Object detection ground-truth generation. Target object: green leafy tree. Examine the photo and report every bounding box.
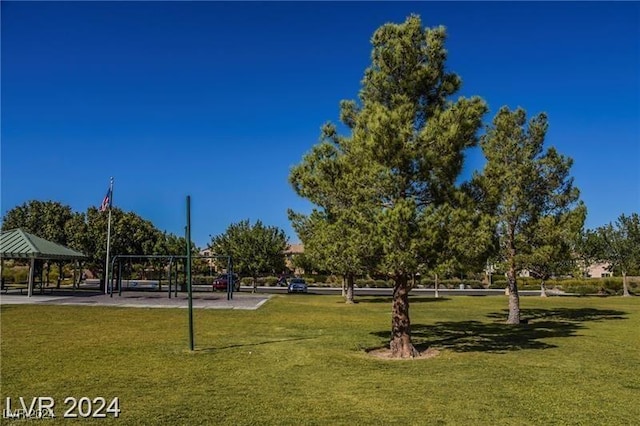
[596,213,640,296]
[289,129,380,303]
[422,201,495,297]
[64,212,89,254]
[290,252,317,275]
[84,207,163,278]
[209,220,288,292]
[1,200,74,245]
[2,200,82,287]
[525,207,586,296]
[289,209,377,303]
[574,229,604,278]
[290,15,487,357]
[477,106,582,323]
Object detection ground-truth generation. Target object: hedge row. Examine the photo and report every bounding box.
[489,277,639,295]
[1,267,71,284]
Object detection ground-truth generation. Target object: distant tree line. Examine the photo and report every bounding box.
[1,202,293,286]
[1,200,190,279]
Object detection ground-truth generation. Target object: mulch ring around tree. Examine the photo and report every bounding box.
[366,347,440,360]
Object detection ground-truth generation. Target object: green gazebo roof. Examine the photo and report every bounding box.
[0,228,86,260]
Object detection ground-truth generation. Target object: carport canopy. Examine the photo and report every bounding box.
[0,228,87,296]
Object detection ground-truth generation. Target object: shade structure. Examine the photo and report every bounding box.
[0,228,86,296]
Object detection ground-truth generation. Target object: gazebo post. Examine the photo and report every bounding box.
[28,257,35,297]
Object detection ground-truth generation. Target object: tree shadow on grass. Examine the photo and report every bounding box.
[487,307,628,323]
[357,297,450,304]
[196,336,318,353]
[370,307,628,354]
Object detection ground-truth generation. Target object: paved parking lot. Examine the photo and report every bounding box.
[0,291,271,310]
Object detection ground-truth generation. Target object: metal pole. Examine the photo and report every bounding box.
[28,258,35,297]
[174,260,178,298]
[227,256,233,300]
[104,177,114,294]
[168,257,173,299]
[110,256,116,297]
[118,260,122,297]
[186,196,194,351]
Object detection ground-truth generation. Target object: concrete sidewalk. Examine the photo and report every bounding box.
[0,291,271,310]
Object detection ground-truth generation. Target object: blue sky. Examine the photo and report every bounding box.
[2,1,639,248]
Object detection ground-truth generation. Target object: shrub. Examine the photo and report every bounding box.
[520,282,541,291]
[602,278,623,293]
[569,284,603,296]
[326,275,341,284]
[355,279,374,288]
[13,268,28,284]
[371,280,393,288]
[263,276,278,286]
[306,274,326,284]
[191,275,211,285]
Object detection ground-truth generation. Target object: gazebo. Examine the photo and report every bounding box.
[0,228,87,297]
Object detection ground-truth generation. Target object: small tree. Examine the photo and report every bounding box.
[289,209,377,303]
[477,106,582,323]
[420,201,494,298]
[210,220,288,292]
[526,208,585,296]
[596,213,640,297]
[574,229,603,278]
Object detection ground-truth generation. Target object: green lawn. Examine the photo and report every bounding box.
[2,295,639,425]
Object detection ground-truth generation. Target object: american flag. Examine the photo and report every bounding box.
[100,187,112,212]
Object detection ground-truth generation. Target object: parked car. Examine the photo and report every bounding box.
[213,273,240,291]
[287,277,308,294]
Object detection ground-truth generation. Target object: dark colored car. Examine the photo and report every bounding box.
[213,273,240,291]
[287,278,308,294]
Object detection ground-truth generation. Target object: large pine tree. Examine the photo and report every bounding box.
[290,15,487,357]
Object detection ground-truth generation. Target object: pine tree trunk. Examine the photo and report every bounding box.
[622,271,630,297]
[506,226,521,324]
[507,267,521,324]
[345,273,355,304]
[434,273,439,298]
[390,275,419,358]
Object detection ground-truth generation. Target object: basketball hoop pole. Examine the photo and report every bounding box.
[186,195,194,351]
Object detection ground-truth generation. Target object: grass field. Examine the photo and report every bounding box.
[1,294,639,425]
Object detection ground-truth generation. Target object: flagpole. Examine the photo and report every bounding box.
[104,177,114,295]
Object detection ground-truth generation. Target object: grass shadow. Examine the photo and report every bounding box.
[370,307,628,354]
[357,297,450,304]
[487,307,628,323]
[196,336,318,353]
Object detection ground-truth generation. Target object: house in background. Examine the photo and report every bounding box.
[284,243,304,275]
[199,248,225,273]
[518,261,614,279]
[585,262,612,278]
